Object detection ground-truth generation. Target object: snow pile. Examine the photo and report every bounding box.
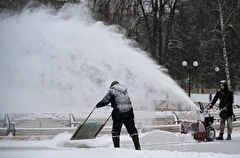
[0,130,240,158]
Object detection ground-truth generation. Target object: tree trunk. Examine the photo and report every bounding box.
[218,0,231,89]
[163,0,178,66]
[152,0,158,59]
[138,0,155,57]
[158,0,164,65]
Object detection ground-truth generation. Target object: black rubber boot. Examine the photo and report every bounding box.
[216,133,223,140]
[226,134,231,140]
[112,137,120,148]
[132,134,141,150]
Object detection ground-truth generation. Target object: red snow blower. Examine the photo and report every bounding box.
[181,102,216,142]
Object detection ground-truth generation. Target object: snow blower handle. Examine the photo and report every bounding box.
[205,103,212,110]
[199,102,211,113]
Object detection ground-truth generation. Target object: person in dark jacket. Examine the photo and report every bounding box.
[96,81,141,150]
[208,80,234,140]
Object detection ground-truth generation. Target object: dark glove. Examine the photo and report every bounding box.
[96,103,101,108]
[207,104,213,110]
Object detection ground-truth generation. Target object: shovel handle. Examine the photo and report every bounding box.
[81,106,97,125]
[70,106,97,140]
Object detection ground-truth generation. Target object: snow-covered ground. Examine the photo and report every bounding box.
[1,129,240,158]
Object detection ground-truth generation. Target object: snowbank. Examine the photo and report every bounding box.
[1,130,240,158]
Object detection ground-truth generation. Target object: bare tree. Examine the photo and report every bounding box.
[218,0,233,89]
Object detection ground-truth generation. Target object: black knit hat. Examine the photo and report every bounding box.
[110,81,119,88]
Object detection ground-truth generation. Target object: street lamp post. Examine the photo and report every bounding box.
[182,61,199,97]
[215,67,220,91]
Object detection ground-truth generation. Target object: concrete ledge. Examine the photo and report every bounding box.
[0,135,54,140]
[1,109,240,139]
[13,128,76,136]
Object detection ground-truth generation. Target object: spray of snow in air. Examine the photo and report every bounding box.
[0,3,198,113]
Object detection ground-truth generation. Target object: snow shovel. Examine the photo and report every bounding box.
[70,107,111,140]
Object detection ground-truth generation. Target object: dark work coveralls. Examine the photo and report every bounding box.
[96,82,140,150]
